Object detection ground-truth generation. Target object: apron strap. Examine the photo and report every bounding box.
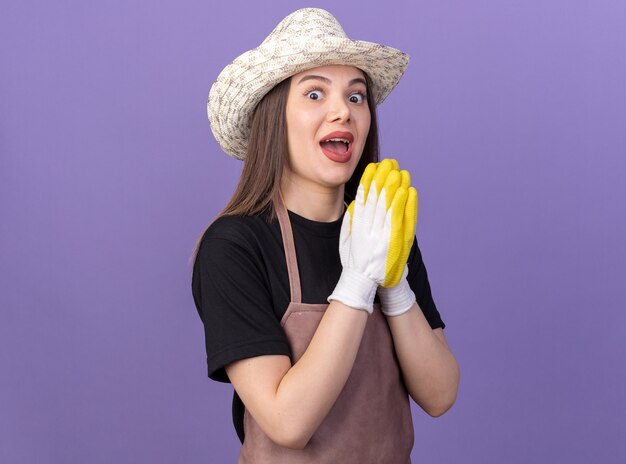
[274,194,302,304]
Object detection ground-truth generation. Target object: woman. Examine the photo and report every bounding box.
[192,8,460,463]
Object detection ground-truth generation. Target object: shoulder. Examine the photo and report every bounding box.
[192,214,279,308]
[205,214,271,240]
[199,213,276,252]
[194,213,281,274]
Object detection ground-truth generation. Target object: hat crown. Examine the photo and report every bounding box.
[261,8,348,44]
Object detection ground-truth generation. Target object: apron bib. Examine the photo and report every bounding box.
[238,198,414,463]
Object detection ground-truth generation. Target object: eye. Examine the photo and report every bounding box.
[306,89,323,100]
[349,92,366,104]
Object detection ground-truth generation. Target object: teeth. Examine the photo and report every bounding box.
[322,137,350,150]
[321,136,351,153]
[323,138,350,143]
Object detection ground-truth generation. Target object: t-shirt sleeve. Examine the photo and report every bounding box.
[407,237,446,329]
[192,222,291,383]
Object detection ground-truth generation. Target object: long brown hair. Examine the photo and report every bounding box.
[191,72,380,261]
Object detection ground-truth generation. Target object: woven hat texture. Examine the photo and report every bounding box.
[207,8,410,160]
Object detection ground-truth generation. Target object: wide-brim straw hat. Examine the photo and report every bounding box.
[207,8,410,160]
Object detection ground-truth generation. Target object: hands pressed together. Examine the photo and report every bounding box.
[328,159,419,316]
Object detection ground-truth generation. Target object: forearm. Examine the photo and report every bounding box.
[258,301,368,448]
[276,301,368,441]
[386,303,460,416]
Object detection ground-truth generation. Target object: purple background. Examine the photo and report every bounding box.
[1,0,625,462]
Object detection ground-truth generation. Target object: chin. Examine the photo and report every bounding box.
[319,163,357,184]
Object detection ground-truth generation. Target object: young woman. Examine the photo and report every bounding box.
[192,8,460,463]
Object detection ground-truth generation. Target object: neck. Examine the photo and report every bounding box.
[280,175,345,222]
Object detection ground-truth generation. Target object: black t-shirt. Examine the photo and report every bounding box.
[191,209,445,439]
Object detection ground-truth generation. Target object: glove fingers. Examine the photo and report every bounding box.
[362,175,379,227]
[383,170,402,210]
[403,187,418,245]
[397,187,418,274]
[400,170,411,190]
[347,200,355,231]
[339,203,353,267]
[372,159,397,197]
[383,187,408,287]
[359,163,378,206]
[372,182,389,233]
[352,182,367,232]
[345,158,413,289]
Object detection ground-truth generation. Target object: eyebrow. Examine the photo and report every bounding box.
[297,75,367,87]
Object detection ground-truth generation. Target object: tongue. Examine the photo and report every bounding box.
[320,141,347,154]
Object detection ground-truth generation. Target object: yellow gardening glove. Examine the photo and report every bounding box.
[347,160,418,288]
[382,170,418,288]
[330,159,409,313]
[376,167,419,316]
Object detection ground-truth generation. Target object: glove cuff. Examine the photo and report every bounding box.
[378,275,416,316]
[328,268,378,314]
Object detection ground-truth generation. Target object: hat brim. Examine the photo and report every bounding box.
[208,37,409,160]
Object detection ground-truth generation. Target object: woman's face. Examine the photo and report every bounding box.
[284,65,371,190]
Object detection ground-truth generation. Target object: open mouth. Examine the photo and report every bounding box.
[319,137,351,154]
[319,132,354,161]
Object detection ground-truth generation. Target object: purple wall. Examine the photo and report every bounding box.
[1,1,624,462]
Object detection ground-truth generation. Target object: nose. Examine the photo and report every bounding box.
[327,94,350,123]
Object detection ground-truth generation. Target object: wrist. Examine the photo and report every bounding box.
[378,275,416,316]
[328,268,378,314]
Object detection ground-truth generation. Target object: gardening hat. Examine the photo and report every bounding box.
[207,8,410,160]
